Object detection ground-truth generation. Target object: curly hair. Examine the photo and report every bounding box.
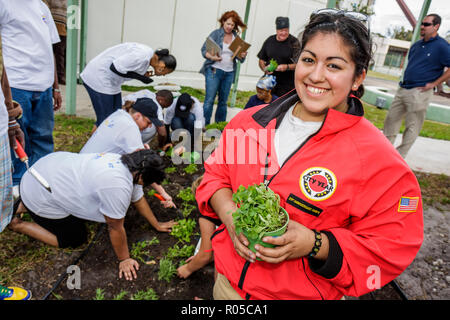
[121,149,165,187]
[219,10,247,33]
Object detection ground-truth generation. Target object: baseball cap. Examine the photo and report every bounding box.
[132,98,163,127]
[276,17,289,29]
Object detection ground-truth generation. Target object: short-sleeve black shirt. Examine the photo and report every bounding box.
[257,34,300,96]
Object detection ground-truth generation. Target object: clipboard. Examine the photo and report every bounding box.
[229,35,251,59]
[206,37,222,56]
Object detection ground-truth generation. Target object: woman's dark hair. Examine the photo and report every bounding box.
[219,10,247,33]
[155,49,177,71]
[121,149,165,187]
[301,12,372,98]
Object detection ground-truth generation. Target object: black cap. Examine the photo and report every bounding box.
[276,16,289,29]
[132,98,163,127]
[174,93,194,119]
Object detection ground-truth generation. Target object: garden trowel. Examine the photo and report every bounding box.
[15,138,52,193]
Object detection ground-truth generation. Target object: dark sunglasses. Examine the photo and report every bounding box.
[311,8,370,32]
[421,22,433,27]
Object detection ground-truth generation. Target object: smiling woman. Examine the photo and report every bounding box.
[196,10,424,300]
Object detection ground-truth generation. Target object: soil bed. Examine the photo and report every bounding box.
[5,158,449,300]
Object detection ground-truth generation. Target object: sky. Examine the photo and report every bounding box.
[370,0,450,38]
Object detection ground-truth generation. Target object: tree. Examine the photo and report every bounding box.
[387,26,413,41]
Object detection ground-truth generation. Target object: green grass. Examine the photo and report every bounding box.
[367,70,400,82]
[363,103,450,140]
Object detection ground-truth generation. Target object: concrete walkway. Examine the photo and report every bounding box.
[57,84,450,176]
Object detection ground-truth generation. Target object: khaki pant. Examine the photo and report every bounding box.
[213,273,244,300]
[383,87,433,158]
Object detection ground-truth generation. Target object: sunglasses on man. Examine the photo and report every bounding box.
[421,22,434,27]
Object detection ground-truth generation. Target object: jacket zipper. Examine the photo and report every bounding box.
[237,113,326,298]
[302,258,324,299]
[264,113,326,186]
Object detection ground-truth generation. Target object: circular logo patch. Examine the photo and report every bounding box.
[300,167,337,201]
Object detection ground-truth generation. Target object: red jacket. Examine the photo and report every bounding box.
[196,91,423,300]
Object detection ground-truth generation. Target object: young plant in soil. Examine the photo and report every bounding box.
[158,258,177,283]
[131,288,159,300]
[232,183,288,242]
[166,244,195,261]
[177,187,196,203]
[170,218,197,243]
[130,237,159,263]
[184,163,198,175]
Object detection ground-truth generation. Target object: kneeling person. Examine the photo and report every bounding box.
[10,149,166,281]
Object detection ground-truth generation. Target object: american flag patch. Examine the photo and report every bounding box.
[398,196,419,212]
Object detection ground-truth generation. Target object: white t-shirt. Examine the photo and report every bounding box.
[80,109,145,201]
[0,1,13,136]
[0,0,60,92]
[20,152,141,223]
[122,90,164,143]
[274,104,322,166]
[213,37,234,72]
[80,43,154,95]
[164,96,205,129]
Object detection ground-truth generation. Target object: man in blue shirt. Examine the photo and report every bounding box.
[383,14,450,158]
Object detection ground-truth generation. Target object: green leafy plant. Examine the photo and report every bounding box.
[93,288,105,300]
[184,163,198,174]
[232,183,287,240]
[165,166,177,174]
[170,218,197,243]
[113,290,128,300]
[131,288,159,300]
[177,188,195,203]
[131,237,159,263]
[166,244,195,260]
[158,258,177,283]
[181,203,196,217]
[266,59,278,72]
[205,121,228,132]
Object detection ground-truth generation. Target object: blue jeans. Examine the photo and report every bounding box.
[203,67,235,125]
[84,83,122,127]
[171,113,196,147]
[10,87,54,185]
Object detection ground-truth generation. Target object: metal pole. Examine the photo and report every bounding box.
[79,0,88,79]
[230,0,251,108]
[65,0,80,115]
[400,0,432,81]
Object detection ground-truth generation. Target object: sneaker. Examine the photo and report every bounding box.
[0,285,32,300]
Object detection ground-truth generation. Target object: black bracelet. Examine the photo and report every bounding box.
[308,230,322,257]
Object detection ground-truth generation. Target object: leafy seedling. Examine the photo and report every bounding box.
[165,166,177,174]
[177,187,195,203]
[113,290,128,300]
[93,288,105,300]
[184,163,198,174]
[170,218,197,243]
[131,288,159,300]
[166,244,195,261]
[131,237,159,263]
[266,59,278,72]
[158,258,177,283]
[232,183,287,241]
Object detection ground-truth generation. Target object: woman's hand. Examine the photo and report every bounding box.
[156,220,177,233]
[118,258,139,281]
[227,224,257,263]
[253,220,319,264]
[161,199,176,209]
[239,51,248,59]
